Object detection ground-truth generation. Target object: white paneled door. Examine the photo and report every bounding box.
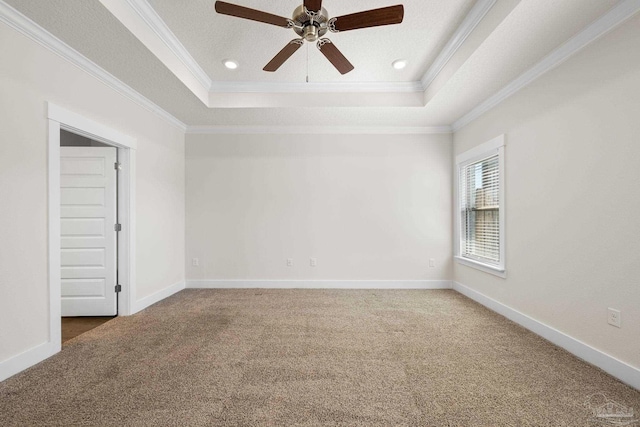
[60,147,117,316]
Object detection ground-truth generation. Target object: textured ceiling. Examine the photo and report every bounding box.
[3,0,206,123]
[147,0,475,83]
[424,0,619,125]
[3,0,625,127]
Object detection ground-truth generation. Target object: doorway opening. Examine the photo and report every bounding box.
[61,317,114,346]
[59,130,118,343]
[48,103,137,354]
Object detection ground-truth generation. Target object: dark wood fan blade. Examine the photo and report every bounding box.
[263,40,304,72]
[215,1,290,28]
[304,0,323,12]
[317,39,354,75]
[332,5,404,32]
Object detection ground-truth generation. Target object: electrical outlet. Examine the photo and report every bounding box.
[192,258,199,267]
[287,258,294,267]
[310,257,317,267]
[429,258,436,268]
[607,308,621,328]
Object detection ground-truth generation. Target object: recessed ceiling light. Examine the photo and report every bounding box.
[223,59,238,70]
[392,59,407,70]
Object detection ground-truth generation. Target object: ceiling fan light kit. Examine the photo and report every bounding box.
[214,0,404,75]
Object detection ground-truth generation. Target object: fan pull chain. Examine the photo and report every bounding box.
[306,43,309,83]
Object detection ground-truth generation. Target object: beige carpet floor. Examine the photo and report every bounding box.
[1,289,638,426]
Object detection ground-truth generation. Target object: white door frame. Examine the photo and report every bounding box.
[47,102,137,352]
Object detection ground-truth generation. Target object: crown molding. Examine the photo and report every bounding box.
[104,0,425,101]
[7,0,632,135]
[451,0,640,132]
[0,0,186,131]
[420,0,496,90]
[112,1,424,95]
[98,0,210,104]
[124,0,212,91]
[210,80,425,94]
[113,0,493,98]
[186,125,452,135]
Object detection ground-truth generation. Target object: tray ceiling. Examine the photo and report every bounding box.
[2,0,630,127]
[146,0,475,83]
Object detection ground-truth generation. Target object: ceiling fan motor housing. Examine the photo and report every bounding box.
[292,5,328,42]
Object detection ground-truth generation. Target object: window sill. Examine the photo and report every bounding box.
[455,256,506,278]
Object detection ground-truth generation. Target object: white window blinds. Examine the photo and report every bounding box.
[460,154,500,265]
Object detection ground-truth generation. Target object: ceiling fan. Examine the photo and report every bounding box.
[214,0,404,75]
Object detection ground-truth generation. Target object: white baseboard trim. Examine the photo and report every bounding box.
[0,279,187,382]
[187,280,452,289]
[133,280,185,314]
[0,341,57,382]
[453,281,640,391]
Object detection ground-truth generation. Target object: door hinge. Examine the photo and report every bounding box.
[114,162,122,170]
[114,224,122,232]
[115,284,122,293]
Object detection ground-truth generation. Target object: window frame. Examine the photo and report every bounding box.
[454,135,506,278]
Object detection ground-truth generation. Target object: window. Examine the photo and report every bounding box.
[455,135,505,277]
